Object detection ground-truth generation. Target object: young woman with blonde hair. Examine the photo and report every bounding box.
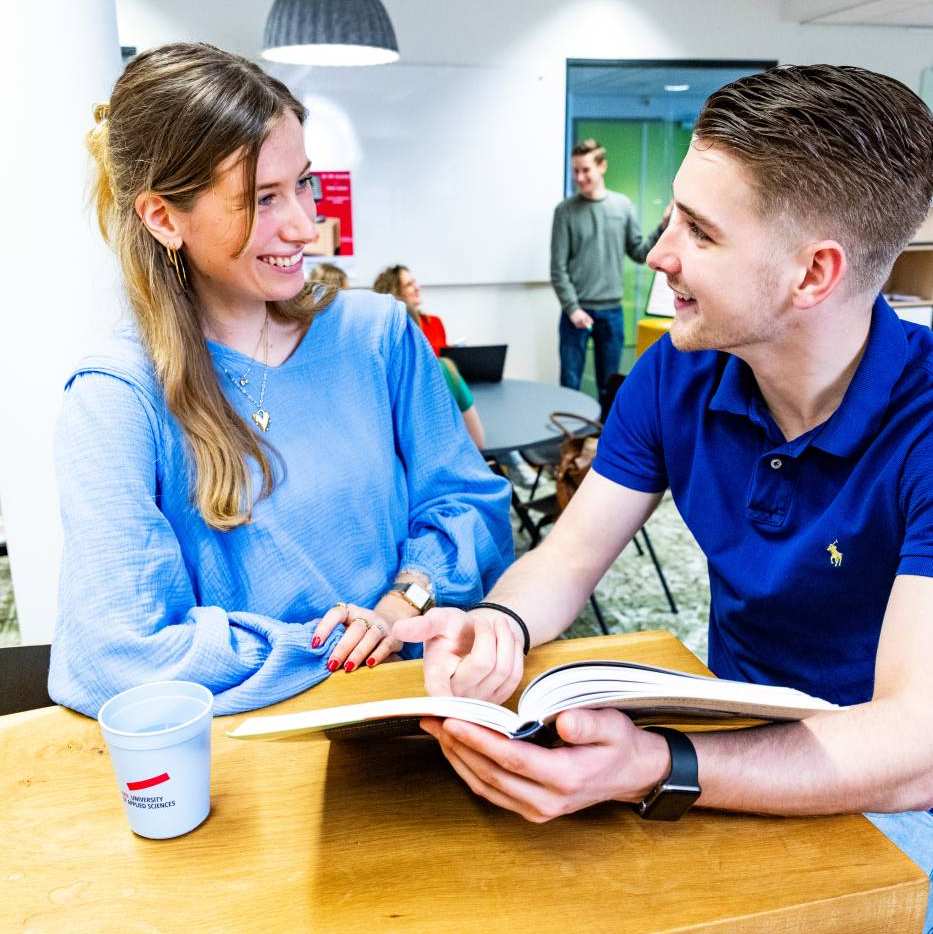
[49,43,512,716]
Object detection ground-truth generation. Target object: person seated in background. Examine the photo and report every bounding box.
[439,357,485,450]
[373,264,447,355]
[396,64,933,922]
[374,263,486,450]
[307,261,348,290]
[48,42,513,718]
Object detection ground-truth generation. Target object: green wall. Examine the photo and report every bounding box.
[573,119,692,346]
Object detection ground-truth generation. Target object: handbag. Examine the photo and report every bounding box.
[549,412,603,513]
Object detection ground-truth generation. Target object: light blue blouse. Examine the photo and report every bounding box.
[49,290,513,716]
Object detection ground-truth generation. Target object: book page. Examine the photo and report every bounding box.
[518,661,838,725]
[228,695,523,741]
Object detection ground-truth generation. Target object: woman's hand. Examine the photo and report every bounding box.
[311,602,404,673]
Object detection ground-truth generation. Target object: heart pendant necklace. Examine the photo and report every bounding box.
[222,311,272,432]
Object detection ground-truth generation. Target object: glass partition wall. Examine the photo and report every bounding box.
[564,60,773,389]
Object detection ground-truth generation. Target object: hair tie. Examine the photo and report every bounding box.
[93,102,110,125]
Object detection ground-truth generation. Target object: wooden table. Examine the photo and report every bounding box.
[1,631,926,933]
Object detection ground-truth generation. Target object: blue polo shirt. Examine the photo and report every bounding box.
[593,297,933,705]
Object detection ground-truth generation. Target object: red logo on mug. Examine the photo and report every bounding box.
[126,772,170,791]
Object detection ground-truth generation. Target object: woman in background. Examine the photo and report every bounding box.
[373,265,446,355]
[374,264,486,449]
[307,261,348,290]
[49,43,512,717]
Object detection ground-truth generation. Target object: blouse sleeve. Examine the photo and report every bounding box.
[381,303,513,606]
[48,373,344,718]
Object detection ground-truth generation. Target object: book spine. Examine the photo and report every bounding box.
[510,721,554,745]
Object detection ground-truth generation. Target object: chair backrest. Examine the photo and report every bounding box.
[601,372,626,423]
[0,644,53,715]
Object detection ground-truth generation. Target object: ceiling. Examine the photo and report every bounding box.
[781,0,933,27]
[567,64,765,99]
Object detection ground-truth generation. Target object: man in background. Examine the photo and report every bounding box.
[550,139,669,416]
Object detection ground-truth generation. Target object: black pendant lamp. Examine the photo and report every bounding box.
[262,0,400,66]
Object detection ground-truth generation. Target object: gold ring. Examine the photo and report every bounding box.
[351,616,370,629]
[333,601,348,618]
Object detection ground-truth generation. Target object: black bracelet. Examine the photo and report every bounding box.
[470,602,530,656]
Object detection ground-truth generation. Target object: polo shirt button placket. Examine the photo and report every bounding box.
[747,452,795,527]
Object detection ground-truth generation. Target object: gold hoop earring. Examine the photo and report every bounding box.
[165,243,189,291]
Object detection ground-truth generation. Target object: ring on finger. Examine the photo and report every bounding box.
[333,601,349,618]
[351,616,370,629]
[370,622,387,638]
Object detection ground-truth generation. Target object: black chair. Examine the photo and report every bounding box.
[0,643,53,715]
[513,372,679,630]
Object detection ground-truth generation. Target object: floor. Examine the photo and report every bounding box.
[514,485,710,662]
[0,556,17,648]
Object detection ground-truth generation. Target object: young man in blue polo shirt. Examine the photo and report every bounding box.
[397,64,933,911]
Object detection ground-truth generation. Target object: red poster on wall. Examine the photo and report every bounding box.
[306,171,353,257]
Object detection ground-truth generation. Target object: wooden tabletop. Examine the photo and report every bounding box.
[1,630,925,933]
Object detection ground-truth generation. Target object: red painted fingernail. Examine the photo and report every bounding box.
[311,637,321,649]
[326,659,339,672]
[366,657,376,668]
[344,661,355,673]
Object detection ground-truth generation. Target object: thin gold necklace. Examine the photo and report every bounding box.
[221,311,272,432]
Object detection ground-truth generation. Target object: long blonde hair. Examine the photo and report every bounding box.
[87,43,333,530]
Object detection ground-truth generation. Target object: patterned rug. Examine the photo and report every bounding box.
[512,485,710,662]
[0,557,18,648]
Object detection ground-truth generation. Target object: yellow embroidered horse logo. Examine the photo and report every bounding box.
[826,540,843,568]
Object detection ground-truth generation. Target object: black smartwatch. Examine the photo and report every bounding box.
[637,727,701,821]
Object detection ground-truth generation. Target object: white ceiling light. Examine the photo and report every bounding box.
[664,84,690,92]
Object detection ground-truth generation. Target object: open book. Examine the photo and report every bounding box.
[227,660,839,743]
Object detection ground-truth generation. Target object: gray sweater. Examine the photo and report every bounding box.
[550,190,663,315]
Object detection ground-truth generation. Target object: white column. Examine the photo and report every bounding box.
[0,1,123,644]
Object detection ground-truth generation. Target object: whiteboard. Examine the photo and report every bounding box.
[645,269,676,317]
[267,62,562,287]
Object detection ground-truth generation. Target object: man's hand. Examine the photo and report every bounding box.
[568,308,594,330]
[392,606,525,703]
[420,709,671,822]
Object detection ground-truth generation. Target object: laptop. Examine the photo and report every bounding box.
[440,344,508,383]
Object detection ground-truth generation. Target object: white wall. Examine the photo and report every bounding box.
[116,0,933,377]
[1,1,123,643]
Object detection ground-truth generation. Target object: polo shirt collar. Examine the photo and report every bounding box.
[709,295,907,457]
[709,352,758,420]
[811,295,906,456]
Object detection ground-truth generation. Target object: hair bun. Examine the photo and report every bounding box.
[93,102,110,124]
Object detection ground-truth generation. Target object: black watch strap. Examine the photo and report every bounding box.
[637,727,701,821]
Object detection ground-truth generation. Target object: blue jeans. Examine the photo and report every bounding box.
[559,305,623,410]
[866,810,933,931]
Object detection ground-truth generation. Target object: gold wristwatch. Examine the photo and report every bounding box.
[389,581,435,613]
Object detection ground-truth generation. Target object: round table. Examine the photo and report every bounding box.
[469,378,601,458]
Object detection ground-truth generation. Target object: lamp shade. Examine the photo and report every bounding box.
[262,0,400,66]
